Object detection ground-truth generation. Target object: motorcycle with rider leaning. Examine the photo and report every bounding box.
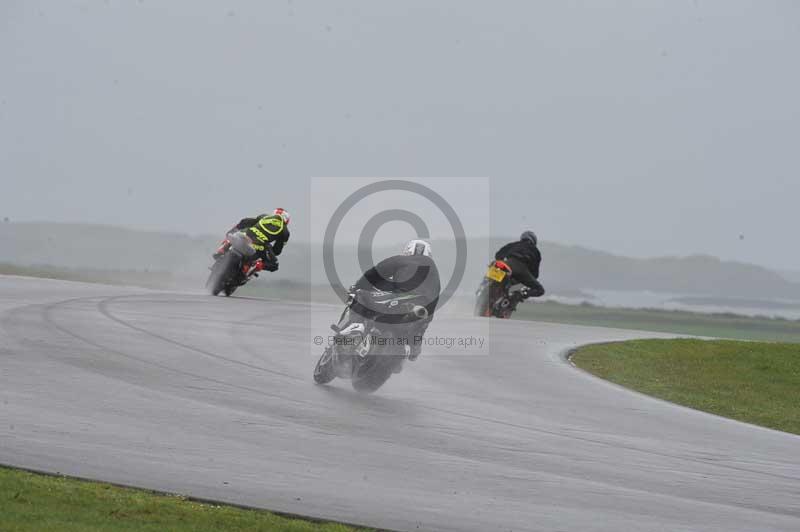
[314,239,440,392]
[475,230,545,318]
[206,208,290,296]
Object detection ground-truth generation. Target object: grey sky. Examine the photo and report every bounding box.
[1,1,798,270]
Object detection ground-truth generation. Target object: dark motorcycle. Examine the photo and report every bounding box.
[474,260,527,318]
[206,232,274,296]
[313,289,429,393]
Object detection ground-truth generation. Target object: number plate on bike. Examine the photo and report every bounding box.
[486,266,507,282]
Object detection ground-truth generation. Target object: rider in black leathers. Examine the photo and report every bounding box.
[345,239,440,361]
[494,230,545,299]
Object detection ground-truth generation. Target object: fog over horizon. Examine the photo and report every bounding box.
[2,1,798,271]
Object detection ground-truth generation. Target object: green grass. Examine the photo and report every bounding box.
[571,339,800,435]
[0,467,371,532]
[514,301,800,343]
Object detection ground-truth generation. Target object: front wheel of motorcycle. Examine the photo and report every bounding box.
[313,347,336,384]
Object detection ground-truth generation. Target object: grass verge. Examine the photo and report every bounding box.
[571,339,800,435]
[514,301,800,343]
[0,466,372,532]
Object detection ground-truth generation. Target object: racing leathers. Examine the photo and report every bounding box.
[494,239,545,298]
[348,254,441,361]
[216,214,289,271]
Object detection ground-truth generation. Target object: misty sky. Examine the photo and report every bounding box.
[1,1,798,270]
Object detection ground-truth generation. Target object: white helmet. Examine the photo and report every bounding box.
[402,239,432,257]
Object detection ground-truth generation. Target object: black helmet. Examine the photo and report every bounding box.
[521,231,537,246]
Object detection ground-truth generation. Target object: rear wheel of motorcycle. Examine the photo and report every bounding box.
[313,348,336,384]
[206,253,237,296]
[474,283,492,317]
[351,354,403,393]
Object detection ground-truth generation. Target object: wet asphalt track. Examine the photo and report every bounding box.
[1,275,798,531]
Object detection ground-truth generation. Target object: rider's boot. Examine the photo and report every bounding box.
[407,343,421,362]
[406,317,431,362]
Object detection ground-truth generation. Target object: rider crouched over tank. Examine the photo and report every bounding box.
[212,208,291,270]
[350,239,440,360]
[474,230,546,318]
[313,240,441,392]
[494,230,545,301]
[205,208,291,297]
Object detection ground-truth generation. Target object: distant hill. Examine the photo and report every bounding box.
[0,222,310,288]
[1,222,798,301]
[538,242,800,300]
[0,222,220,275]
[780,270,800,285]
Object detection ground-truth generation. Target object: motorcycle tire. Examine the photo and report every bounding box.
[351,354,404,393]
[206,253,237,296]
[313,347,336,384]
[474,283,494,317]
